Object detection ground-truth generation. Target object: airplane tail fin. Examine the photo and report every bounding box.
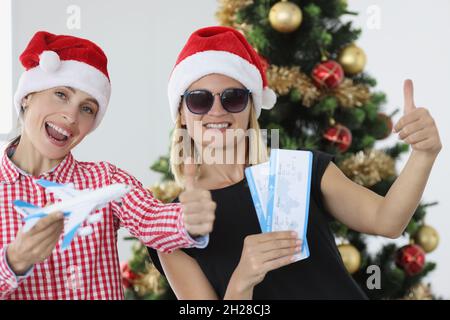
[13,200,42,217]
[14,200,49,232]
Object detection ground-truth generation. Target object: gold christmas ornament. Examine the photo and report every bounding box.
[414,225,439,253]
[338,44,367,75]
[216,0,254,27]
[339,149,396,187]
[401,283,433,300]
[332,78,370,108]
[148,180,183,203]
[266,65,320,107]
[338,243,361,274]
[269,0,303,33]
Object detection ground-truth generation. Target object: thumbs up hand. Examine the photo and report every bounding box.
[178,160,216,237]
[393,80,442,156]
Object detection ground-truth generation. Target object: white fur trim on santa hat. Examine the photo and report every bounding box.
[14,59,111,131]
[168,50,277,122]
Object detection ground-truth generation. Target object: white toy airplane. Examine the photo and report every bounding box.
[14,179,133,251]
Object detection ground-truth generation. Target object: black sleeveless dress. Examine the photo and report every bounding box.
[148,150,368,299]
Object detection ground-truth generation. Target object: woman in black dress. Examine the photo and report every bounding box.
[148,26,441,299]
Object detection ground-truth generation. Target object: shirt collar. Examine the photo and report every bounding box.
[0,143,76,184]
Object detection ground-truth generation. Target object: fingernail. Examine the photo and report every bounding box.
[296,240,302,245]
[296,246,301,252]
[291,232,298,237]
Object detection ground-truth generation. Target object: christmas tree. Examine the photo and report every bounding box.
[123,0,439,300]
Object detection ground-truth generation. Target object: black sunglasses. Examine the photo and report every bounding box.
[182,88,251,115]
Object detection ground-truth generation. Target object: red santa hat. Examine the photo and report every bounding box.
[168,26,277,122]
[14,31,111,131]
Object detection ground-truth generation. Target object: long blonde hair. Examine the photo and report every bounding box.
[170,104,268,186]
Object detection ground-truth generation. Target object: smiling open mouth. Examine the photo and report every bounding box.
[45,122,70,142]
[203,122,231,129]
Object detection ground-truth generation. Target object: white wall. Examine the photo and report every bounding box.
[0,0,13,135]
[1,0,449,298]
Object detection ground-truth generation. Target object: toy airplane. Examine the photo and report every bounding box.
[14,179,133,251]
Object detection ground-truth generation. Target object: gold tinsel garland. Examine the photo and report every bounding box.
[339,149,396,187]
[132,263,166,297]
[267,65,370,108]
[332,78,371,108]
[266,65,320,107]
[216,0,254,28]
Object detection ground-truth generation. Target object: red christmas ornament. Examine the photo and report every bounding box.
[323,124,352,152]
[376,113,393,139]
[395,244,426,276]
[121,262,139,289]
[312,60,344,89]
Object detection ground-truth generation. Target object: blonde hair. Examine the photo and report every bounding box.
[170,104,269,186]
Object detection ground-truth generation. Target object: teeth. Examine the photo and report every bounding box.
[47,122,70,137]
[205,123,230,129]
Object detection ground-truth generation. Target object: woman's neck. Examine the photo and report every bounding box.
[10,135,63,177]
[194,139,248,190]
[197,163,245,190]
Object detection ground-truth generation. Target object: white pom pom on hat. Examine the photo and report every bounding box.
[262,87,277,111]
[39,50,61,73]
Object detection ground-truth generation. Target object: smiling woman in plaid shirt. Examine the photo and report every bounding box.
[0,31,216,300]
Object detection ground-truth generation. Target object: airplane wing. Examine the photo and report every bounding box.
[35,179,85,201]
[61,203,98,251]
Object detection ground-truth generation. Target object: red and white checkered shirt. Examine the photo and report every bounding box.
[0,144,204,300]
